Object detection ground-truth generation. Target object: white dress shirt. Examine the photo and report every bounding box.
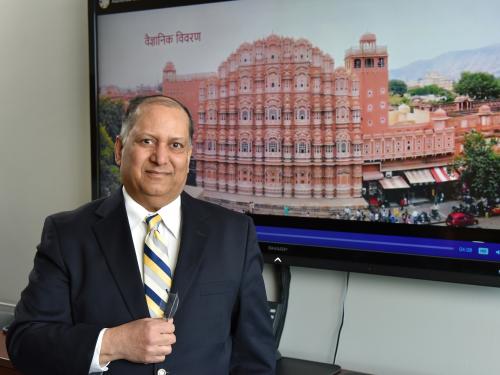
[89,187,182,373]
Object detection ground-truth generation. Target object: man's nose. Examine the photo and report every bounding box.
[152,145,169,165]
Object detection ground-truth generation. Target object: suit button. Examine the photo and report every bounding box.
[157,369,167,375]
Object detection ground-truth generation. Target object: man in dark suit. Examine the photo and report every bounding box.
[7,95,276,374]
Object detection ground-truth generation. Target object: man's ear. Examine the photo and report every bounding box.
[114,136,123,166]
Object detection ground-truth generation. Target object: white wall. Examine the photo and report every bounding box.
[0,0,91,303]
[2,2,500,375]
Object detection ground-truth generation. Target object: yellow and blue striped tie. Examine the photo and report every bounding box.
[144,213,172,318]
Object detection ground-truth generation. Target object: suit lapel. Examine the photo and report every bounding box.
[92,190,149,320]
[172,193,209,313]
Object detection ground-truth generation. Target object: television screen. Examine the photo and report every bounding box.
[89,0,500,286]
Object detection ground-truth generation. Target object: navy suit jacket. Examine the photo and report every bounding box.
[7,190,276,375]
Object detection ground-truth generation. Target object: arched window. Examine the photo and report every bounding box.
[296,108,307,120]
[267,138,279,153]
[240,108,251,121]
[354,59,361,68]
[265,106,280,121]
[296,141,309,154]
[239,139,251,153]
[295,74,308,90]
[365,58,374,68]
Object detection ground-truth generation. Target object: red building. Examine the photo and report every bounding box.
[106,33,500,215]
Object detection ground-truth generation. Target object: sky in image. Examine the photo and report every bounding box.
[98,0,500,88]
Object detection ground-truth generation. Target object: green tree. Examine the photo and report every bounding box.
[99,124,121,197]
[98,97,125,139]
[454,71,500,99]
[389,79,407,96]
[454,131,500,202]
[98,96,125,196]
[407,84,455,102]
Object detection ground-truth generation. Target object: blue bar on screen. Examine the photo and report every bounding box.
[255,226,500,262]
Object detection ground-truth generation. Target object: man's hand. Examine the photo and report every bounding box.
[100,318,176,365]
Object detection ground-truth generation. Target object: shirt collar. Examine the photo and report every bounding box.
[122,187,181,239]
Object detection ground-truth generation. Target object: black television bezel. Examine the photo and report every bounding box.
[88,0,500,288]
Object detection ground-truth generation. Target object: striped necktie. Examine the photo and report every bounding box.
[144,213,172,318]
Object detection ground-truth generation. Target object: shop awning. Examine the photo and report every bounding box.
[363,171,384,181]
[378,176,410,190]
[431,167,459,183]
[404,169,435,185]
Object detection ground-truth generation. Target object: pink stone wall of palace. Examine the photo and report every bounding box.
[157,34,499,202]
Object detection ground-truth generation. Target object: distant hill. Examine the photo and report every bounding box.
[390,43,500,82]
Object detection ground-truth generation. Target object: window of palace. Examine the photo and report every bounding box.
[230,82,236,95]
[325,144,334,154]
[284,111,291,121]
[396,141,402,153]
[337,141,349,155]
[240,109,251,121]
[267,138,280,153]
[354,59,361,68]
[375,142,381,154]
[380,101,386,109]
[380,116,386,124]
[314,111,321,121]
[196,142,203,154]
[220,113,226,121]
[406,140,413,151]
[336,107,348,122]
[354,144,361,155]
[325,111,332,120]
[352,81,359,95]
[314,145,322,155]
[208,110,216,121]
[378,58,385,68]
[296,108,308,121]
[206,139,216,152]
[199,112,205,122]
[239,139,251,153]
[313,78,321,91]
[416,139,422,151]
[296,141,309,154]
[446,136,452,148]
[241,52,251,64]
[352,110,360,122]
[364,143,370,155]
[208,84,216,98]
[295,74,308,90]
[335,78,347,93]
[267,73,280,90]
[256,112,263,121]
[367,89,373,97]
[367,104,373,112]
[240,78,251,93]
[199,87,205,100]
[266,107,280,121]
[220,86,226,97]
[365,58,374,68]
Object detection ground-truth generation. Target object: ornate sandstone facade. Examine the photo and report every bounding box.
[159,33,499,212]
[192,34,369,200]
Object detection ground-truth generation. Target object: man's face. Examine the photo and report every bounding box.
[115,104,192,211]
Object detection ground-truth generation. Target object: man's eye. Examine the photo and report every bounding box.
[142,139,154,145]
[172,142,183,149]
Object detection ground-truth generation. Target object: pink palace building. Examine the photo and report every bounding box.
[159,33,499,214]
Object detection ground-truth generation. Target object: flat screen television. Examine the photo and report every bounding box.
[89,0,500,287]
